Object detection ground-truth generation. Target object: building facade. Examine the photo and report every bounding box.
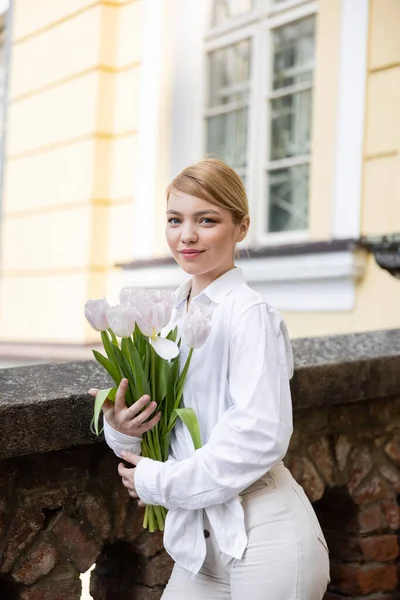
[0,0,398,362]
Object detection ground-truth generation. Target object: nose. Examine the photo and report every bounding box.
[180,222,198,244]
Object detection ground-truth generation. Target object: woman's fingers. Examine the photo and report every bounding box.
[125,394,151,418]
[130,400,157,425]
[121,476,132,488]
[88,388,98,398]
[124,394,162,433]
[114,378,129,412]
[137,411,161,434]
[101,400,114,414]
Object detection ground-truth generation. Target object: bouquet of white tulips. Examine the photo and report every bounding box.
[84,288,213,532]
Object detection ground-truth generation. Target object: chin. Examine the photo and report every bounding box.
[174,257,205,276]
[178,263,203,275]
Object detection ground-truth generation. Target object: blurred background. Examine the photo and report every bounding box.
[0,0,398,368]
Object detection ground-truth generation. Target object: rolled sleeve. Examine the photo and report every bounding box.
[133,304,294,510]
[134,457,164,505]
[103,417,142,458]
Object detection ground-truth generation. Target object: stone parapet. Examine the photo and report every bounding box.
[0,328,399,598]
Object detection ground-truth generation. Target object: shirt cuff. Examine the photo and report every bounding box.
[134,457,165,506]
[103,417,142,458]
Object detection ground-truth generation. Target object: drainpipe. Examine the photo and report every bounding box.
[360,234,400,279]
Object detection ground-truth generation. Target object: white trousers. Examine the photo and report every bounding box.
[162,464,330,600]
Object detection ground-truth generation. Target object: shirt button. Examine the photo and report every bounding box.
[204,529,210,539]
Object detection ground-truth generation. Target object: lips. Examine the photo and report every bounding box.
[179,249,205,260]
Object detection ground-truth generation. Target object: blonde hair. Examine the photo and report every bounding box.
[166,159,249,225]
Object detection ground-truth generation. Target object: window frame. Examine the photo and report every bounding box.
[205,0,318,246]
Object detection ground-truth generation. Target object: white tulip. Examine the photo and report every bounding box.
[106,304,137,338]
[182,303,213,349]
[120,288,175,334]
[150,336,180,360]
[84,298,110,332]
[119,288,178,359]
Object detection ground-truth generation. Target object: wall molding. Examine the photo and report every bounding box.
[332,0,369,239]
[121,248,367,312]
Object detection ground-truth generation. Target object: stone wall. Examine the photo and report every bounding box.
[0,329,400,599]
[287,397,400,598]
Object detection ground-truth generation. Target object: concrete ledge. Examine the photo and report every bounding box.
[0,360,111,460]
[291,328,400,409]
[0,329,400,459]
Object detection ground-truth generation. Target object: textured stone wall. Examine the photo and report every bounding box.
[286,396,400,598]
[0,445,173,600]
[0,329,400,598]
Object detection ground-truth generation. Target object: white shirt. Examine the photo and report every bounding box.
[104,267,294,575]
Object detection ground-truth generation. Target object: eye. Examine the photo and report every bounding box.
[168,217,181,225]
[200,218,216,224]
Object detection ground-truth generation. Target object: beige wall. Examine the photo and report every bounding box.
[0,0,399,349]
[0,0,142,343]
[285,0,400,338]
[308,0,342,241]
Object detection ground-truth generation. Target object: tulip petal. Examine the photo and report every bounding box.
[136,317,154,337]
[84,298,110,332]
[150,336,179,360]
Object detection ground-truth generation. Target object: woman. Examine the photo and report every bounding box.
[89,159,330,599]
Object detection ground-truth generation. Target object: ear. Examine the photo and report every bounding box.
[237,216,250,242]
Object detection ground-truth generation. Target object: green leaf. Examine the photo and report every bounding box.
[91,387,114,436]
[121,337,136,381]
[175,347,194,405]
[162,431,171,461]
[166,326,178,343]
[144,341,151,381]
[111,345,137,405]
[92,350,120,386]
[108,328,119,347]
[101,330,119,364]
[155,349,167,403]
[131,345,151,398]
[175,407,202,450]
[164,358,179,425]
[133,323,147,357]
[107,388,116,401]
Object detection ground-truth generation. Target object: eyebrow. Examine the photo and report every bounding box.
[166,209,221,216]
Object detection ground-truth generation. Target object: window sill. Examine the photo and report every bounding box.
[118,239,367,312]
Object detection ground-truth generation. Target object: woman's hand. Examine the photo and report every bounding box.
[88,378,161,438]
[118,451,145,506]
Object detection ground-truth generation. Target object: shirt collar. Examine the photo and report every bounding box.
[174,267,245,309]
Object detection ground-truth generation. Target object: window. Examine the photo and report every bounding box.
[206,0,317,241]
[206,39,251,183]
[212,0,255,27]
[268,16,315,233]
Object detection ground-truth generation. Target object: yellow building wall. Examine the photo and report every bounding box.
[285,0,400,338]
[0,0,399,348]
[0,0,142,344]
[308,0,341,241]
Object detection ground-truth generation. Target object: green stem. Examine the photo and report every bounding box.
[154,505,165,531]
[153,423,162,462]
[148,506,156,532]
[150,344,156,403]
[176,347,194,406]
[146,430,156,458]
[141,437,150,459]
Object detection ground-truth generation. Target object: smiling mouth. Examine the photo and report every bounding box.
[179,250,205,259]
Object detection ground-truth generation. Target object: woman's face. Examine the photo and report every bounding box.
[166,190,248,279]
